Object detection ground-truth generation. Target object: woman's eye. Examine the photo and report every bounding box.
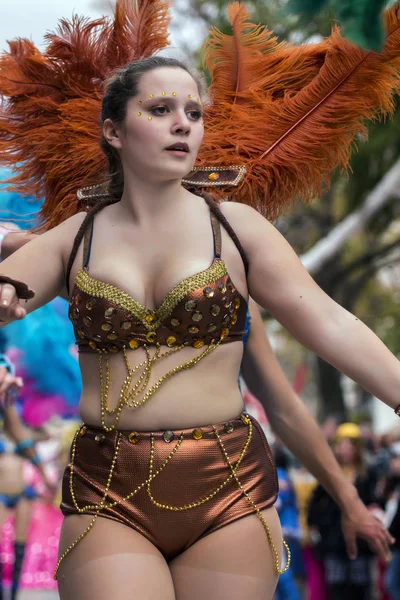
[187,110,202,121]
[150,106,169,116]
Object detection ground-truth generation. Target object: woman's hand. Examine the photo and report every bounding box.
[341,497,394,561]
[0,366,23,408]
[0,284,27,322]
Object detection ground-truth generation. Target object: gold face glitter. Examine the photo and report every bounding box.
[148,117,152,121]
[162,91,166,96]
[137,112,142,116]
[150,94,154,98]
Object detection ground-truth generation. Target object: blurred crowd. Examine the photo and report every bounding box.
[269,415,400,600]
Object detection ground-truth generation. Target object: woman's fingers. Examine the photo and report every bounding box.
[0,284,26,320]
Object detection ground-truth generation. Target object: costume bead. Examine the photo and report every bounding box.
[193,339,205,349]
[188,326,199,334]
[128,432,139,444]
[79,426,87,436]
[95,434,106,443]
[109,346,119,353]
[241,414,250,425]
[211,304,220,316]
[206,323,217,333]
[121,321,132,330]
[107,333,118,341]
[224,422,234,434]
[234,298,241,310]
[222,314,230,325]
[203,287,214,298]
[167,336,177,347]
[146,313,156,324]
[89,340,97,350]
[86,299,96,310]
[231,313,238,326]
[129,339,140,350]
[185,300,196,311]
[208,172,220,181]
[75,295,81,306]
[77,330,85,338]
[105,307,116,319]
[146,331,157,343]
[163,430,175,443]
[192,312,203,322]
[83,316,92,327]
[218,283,226,294]
[171,318,181,327]
[192,428,203,440]
[220,328,230,339]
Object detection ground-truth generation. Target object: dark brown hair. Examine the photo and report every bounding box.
[100,57,207,200]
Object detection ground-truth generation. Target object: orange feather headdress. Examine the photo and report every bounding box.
[1,0,400,226]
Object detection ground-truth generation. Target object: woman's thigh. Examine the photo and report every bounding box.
[57,515,176,600]
[170,506,283,600]
[14,498,33,542]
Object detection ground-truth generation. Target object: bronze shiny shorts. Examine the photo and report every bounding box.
[60,413,278,561]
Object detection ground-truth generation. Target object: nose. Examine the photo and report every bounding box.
[171,112,191,136]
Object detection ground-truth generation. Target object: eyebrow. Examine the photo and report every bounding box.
[142,96,202,108]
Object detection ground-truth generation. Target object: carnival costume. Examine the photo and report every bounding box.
[2,0,400,581]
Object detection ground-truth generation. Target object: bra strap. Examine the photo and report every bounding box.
[65,197,112,295]
[210,212,222,258]
[201,192,249,276]
[82,221,94,269]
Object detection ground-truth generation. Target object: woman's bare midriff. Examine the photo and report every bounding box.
[0,454,25,495]
[78,341,245,431]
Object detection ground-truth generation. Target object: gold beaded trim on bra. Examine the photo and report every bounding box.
[73,259,228,331]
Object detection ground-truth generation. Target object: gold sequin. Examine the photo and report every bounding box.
[121,321,132,330]
[79,426,87,436]
[146,314,156,324]
[107,333,118,341]
[224,422,234,434]
[192,312,203,322]
[101,323,112,332]
[206,323,217,333]
[188,326,199,334]
[171,318,181,327]
[185,300,196,312]
[192,428,203,440]
[109,346,119,354]
[166,336,177,347]
[146,331,157,343]
[218,283,226,294]
[203,287,214,299]
[193,339,205,349]
[89,340,97,350]
[208,172,220,181]
[128,432,139,444]
[231,313,238,326]
[77,330,85,339]
[220,328,230,340]
[129,339,140,350]
[105,307,116,320]
[86,299,96,311]
[234,298,241,310]
[83,316,92,327]
[75,295,81,306]
[211,305,221,317]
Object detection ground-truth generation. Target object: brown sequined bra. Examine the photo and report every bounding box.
[66,195,249,430]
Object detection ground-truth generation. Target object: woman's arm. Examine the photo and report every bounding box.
[242,300,394,558]
[224,202,400,412]
[0,213,85,321]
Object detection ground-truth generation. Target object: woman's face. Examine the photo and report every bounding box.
[106,67,204,183]
[335,438,358,464]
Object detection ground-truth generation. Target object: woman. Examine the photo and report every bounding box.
[308,423,379,600]
[0,54,397,600]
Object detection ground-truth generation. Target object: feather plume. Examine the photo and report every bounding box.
[199,2,400,219]
[0,0,171,230]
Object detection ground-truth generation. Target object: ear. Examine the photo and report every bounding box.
[103,118,123,150]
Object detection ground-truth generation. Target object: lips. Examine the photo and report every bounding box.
[165,142,189,153]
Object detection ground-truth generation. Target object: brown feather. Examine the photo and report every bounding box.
[199,3,400,219]
[0,0,171,230]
